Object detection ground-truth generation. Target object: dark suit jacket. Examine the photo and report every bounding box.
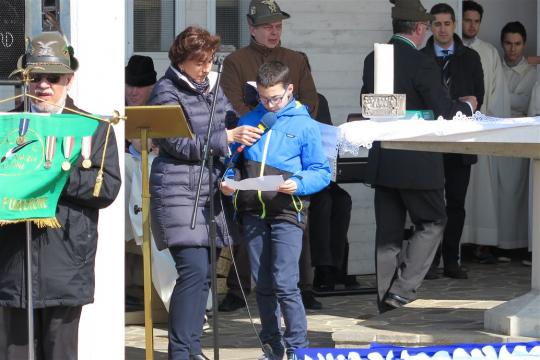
[421,34,484,165]
[361,36,472,190]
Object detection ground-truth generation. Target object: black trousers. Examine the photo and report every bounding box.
[432,154,472,270]
[309,183,352,269]
[374,186,446,311]
[0,305,82,360]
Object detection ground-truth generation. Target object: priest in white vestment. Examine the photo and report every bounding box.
[460,1,519,255]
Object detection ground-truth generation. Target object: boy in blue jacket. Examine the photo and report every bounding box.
[221,61,331,360]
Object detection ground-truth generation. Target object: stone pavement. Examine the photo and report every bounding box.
[125,260,536,359]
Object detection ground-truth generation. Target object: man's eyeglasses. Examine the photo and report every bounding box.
[31,74,62,84]
[259,88,288,106]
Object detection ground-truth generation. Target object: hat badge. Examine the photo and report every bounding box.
[261,0,278,13]
[33,40,59,57]
[250,5,257,15]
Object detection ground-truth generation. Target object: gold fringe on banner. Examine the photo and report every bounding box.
[0,217,61,228]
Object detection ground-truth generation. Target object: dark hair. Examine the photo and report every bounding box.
[500,21,527,43]
[168,26,221,65]
[256,61,291,88]
[297,51,311,72]
[462,1,483,20]
[430,3,455,22]
[392,19,418,34]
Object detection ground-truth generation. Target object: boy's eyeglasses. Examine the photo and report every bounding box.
[259,88,288,106]
[31,74,62,84]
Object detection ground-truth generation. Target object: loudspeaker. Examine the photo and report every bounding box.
[0,0,25,80]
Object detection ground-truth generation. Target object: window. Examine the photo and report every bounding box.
[133,0,175,52]
[216,0,249,50]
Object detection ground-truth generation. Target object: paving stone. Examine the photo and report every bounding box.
[125,261,538,359]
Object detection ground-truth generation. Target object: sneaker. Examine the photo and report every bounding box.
[218,293,246,312]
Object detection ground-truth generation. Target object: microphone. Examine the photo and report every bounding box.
[234,112,277,154]
[222,112,277,182]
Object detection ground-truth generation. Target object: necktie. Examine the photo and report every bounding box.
[440,49,452,89]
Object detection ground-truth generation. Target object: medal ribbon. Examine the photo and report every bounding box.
[63,136,74,161]
[45,136,56,164]
[18,118,29,138]
[81,136,92,160]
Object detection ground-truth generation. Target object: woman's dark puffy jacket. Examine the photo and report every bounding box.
[149,66,238,250]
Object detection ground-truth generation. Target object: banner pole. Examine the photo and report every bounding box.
[22,70,35,360]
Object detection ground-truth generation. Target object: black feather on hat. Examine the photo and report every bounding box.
[125,55,157,87]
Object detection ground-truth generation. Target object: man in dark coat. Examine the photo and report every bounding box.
[361,0,477,312]
[0,31,121,359]
[421,3,484,280]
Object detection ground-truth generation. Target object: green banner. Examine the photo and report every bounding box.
[0,113,99,226]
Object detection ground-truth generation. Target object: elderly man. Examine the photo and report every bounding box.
[361,0,476,312]
[0,31,121,359]
[220,0,322,312]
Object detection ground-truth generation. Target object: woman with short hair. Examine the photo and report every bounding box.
[148,26,261,360]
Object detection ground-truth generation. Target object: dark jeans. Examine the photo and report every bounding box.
[0,305,82,360]
[243,214,308,357]
[168,246,213,360]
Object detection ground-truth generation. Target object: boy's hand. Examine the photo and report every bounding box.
[220,181,235,196]
[277,179,297,195]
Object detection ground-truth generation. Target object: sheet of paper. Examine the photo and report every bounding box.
[225,175,284,191]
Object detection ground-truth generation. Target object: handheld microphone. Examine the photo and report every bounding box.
[235,112,277,154]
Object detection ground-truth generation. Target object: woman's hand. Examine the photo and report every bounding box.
[277,179,297,195]
[220,181,236,196]
[226,125,263,145]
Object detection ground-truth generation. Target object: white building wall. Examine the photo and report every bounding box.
[70,1,125,359]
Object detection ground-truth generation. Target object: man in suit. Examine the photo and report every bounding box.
[421,3,484,280]
[361,0,477,312]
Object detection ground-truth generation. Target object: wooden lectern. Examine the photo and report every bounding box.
[125,105,193,360]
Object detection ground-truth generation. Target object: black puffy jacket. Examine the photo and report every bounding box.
[0,98,122,308]
[149,66,238,250]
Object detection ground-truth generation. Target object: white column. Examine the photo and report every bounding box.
[69,1,125,359]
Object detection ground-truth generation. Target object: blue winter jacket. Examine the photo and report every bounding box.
[233,99,331,228]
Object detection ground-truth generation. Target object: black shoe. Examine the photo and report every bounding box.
[218,293,246,312]
[301,290,322,310]
[190,354,210,360]
[444,267,468,279]
[424,266,440,280]
[384,293,410,309]
[313,266,335,292]
[342,275,362,290]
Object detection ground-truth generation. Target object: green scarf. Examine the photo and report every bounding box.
[0,113,99,227]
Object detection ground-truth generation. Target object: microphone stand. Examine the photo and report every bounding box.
[190,56,224,360]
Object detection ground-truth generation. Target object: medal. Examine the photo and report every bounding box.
[44,135,56,169]
[81,136,92,169]
[62,136,74,171]
[17,118,29,145]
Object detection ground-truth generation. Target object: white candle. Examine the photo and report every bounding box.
[374,43,394,94]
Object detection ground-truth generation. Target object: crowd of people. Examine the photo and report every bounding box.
[0,0,537,359]
[123,0,538,359]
